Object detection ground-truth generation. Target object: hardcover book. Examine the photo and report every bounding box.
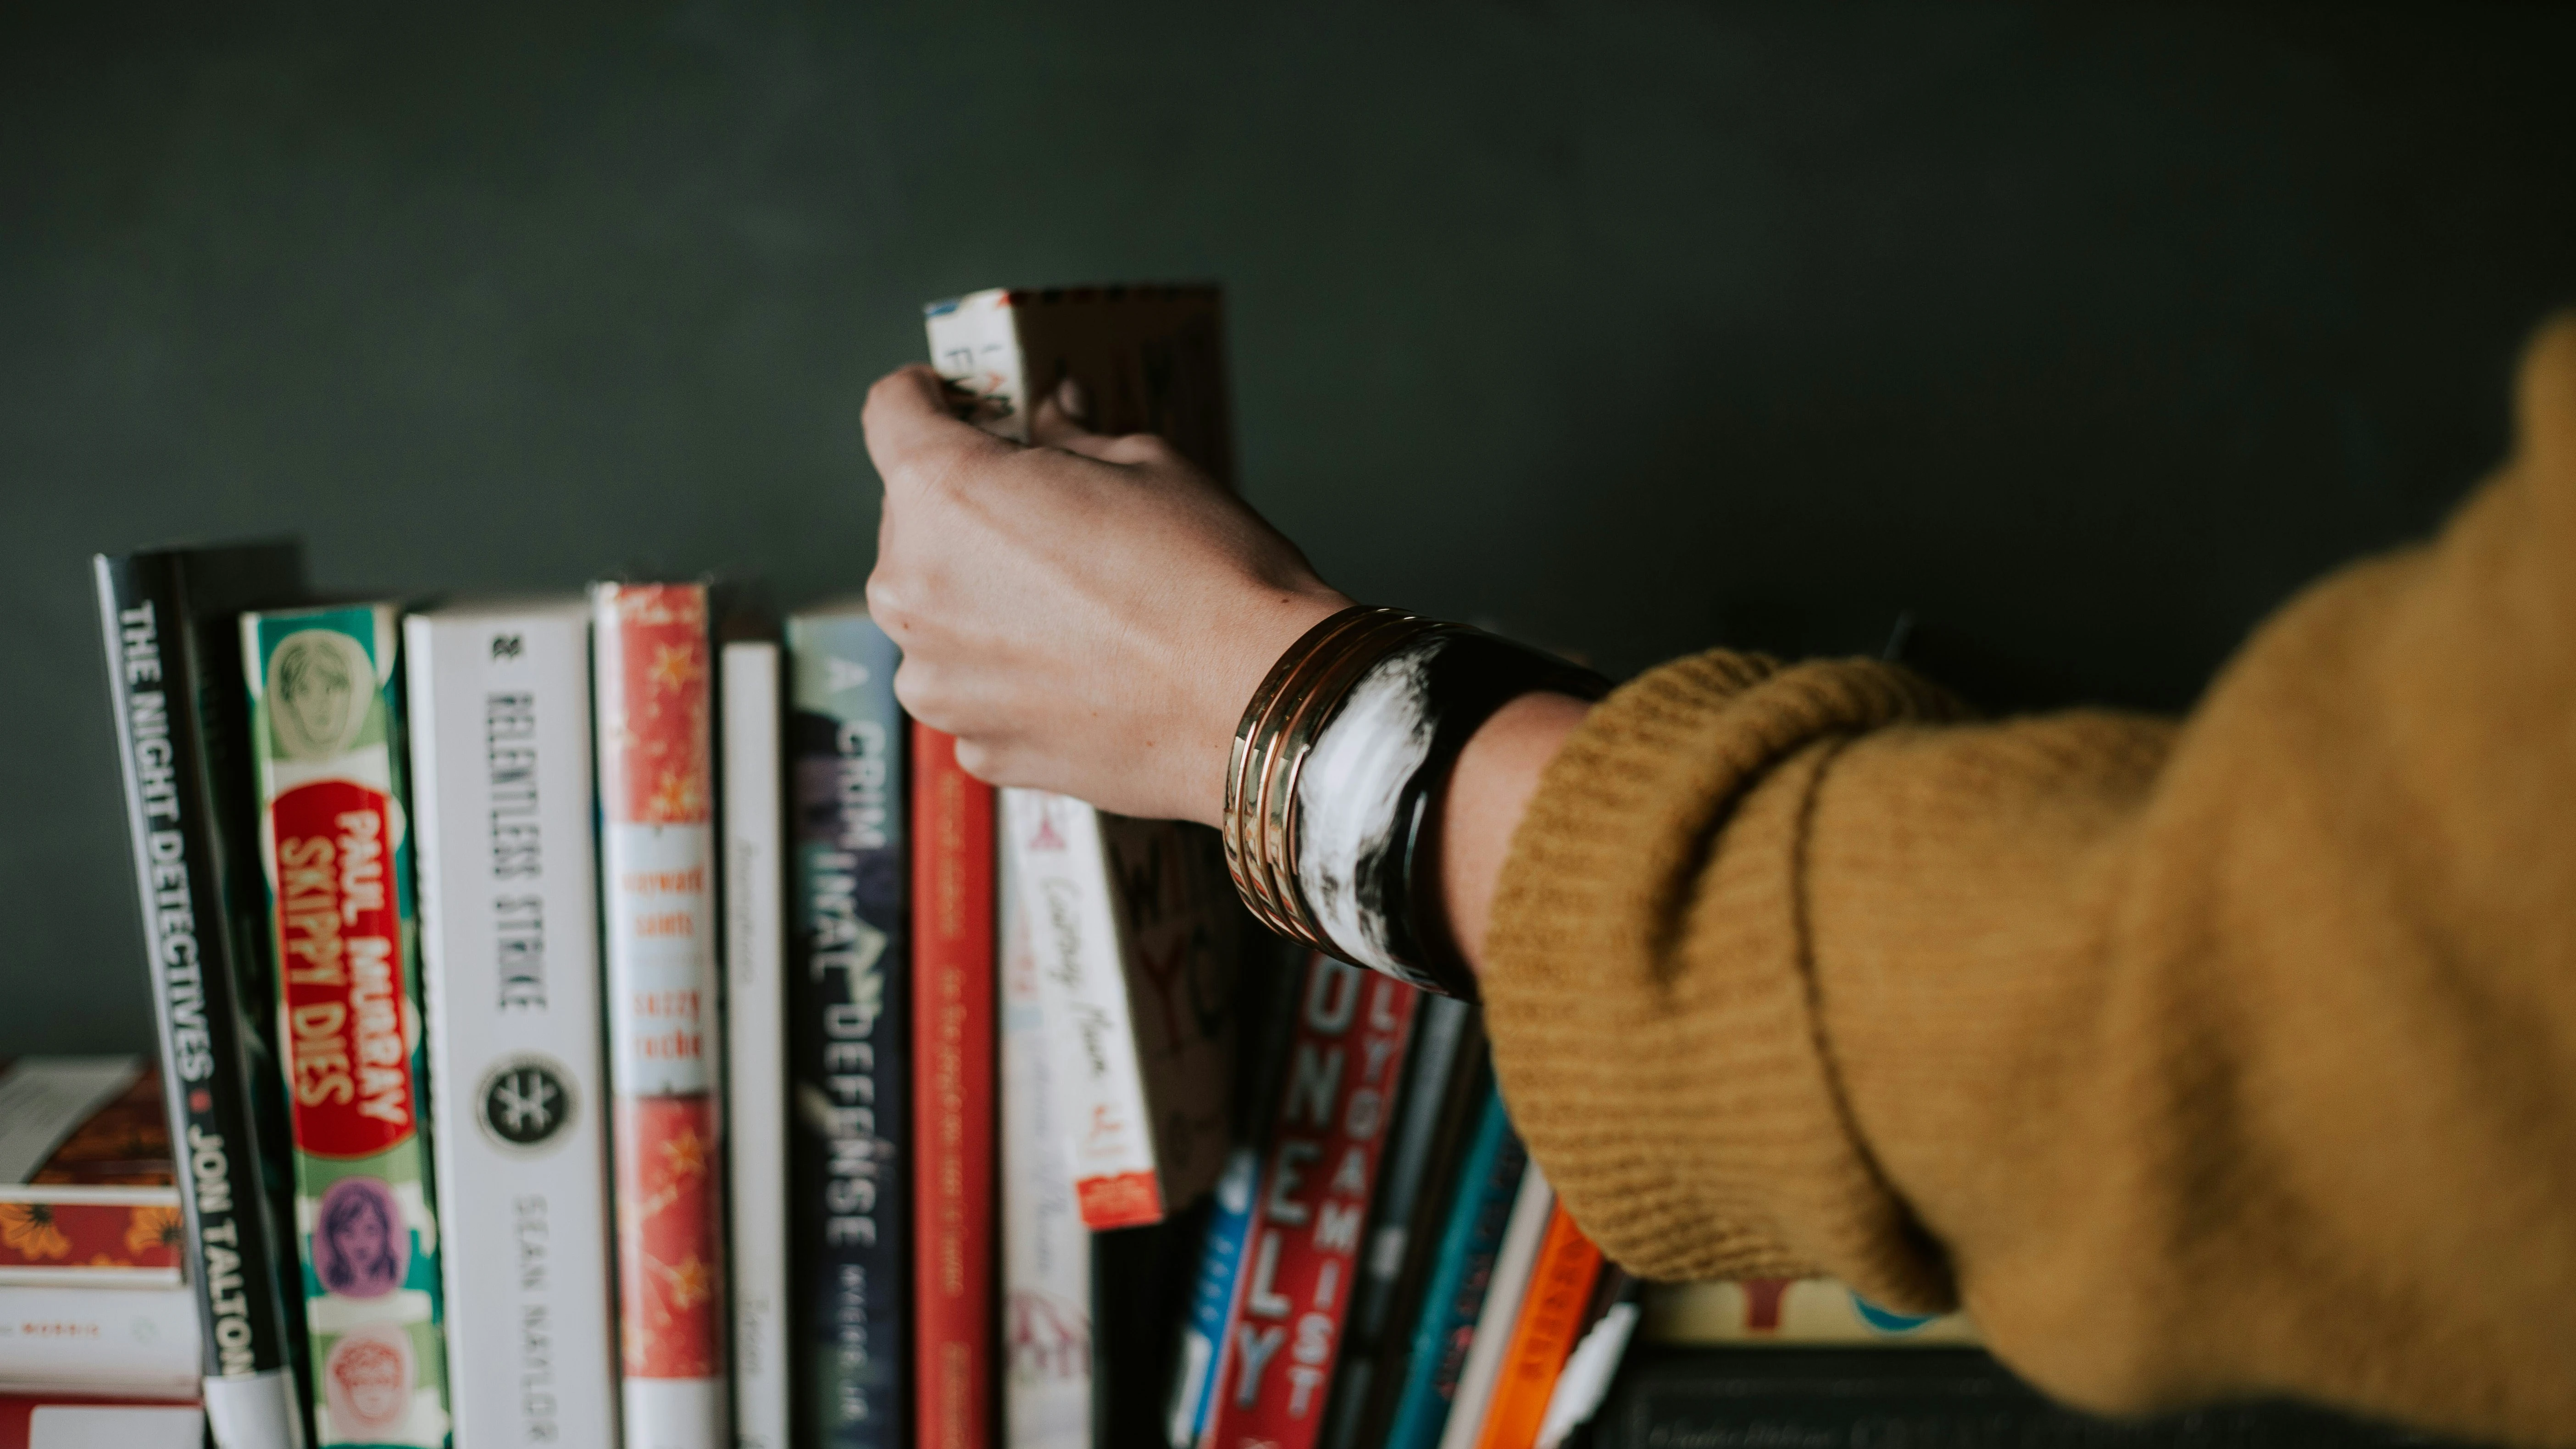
[922,284,1232,486]
[998,846,1090,1449]
[1320,998,1483,1449]
[241,601,450,1448]
[94,544,310,1449]
[1380,1090,1527,1449]
[998,794,1238,1229]
[1168,949,1312,1449]
[721,636,791,1449]
[1200,957,1420,1449]
[930,286,1244,1235]
[910,724,994,1449]
[592,583,727,1449]
[0,1057,183,1288]
[407,599,619,1449]
[783,602,908,1449]
[1468,1204,1602,1449]
[1435,1166,1554,1449]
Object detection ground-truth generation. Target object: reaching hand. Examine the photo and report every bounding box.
[860,365,1351,825]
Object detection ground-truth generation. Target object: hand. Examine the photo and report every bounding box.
[861,365,1351,825]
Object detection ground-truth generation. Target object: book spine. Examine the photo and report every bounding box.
[92,555,306,1449]
[410,606,619,1449]
[1469,1206,1603,1449]
[998,845,1092,1449]
[784,612,909,1449]
[0,1395,204,1449]
[721,638,789,1449]
[923,289,1035,444]
[0,1283,203,1396]
[1165,1147,1258,1448]
[1203,958,1419,1449]
[910,725,994,1449]
[593,583,727,1449]
[241,602,451,1448]
[1092,816,1237,1214]
[1319,996,1479,1449]
[1382,1092,1526,1449]
[998,791,1164,1229]
[1434,1168,1554,1449]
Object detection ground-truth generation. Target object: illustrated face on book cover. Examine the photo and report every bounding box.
[269,628,373,759]
[326,1322,416,1434]
[315,1175,406,1298]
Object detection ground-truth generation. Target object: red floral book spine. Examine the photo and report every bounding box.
[593,583,726,1449]
[1205,957,1420,1449]
[910,724,995,1449]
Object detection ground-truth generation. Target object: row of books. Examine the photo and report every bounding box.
[82,285,1972,1449]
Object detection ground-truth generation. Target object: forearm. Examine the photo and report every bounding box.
[1435,691,1595,969]
[1480,319,2576,1448]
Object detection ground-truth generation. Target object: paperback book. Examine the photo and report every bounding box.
[241,601,450,1447]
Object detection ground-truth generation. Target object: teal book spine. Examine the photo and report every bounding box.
[242,602,451,1448]
[1380,1089,1525,1449]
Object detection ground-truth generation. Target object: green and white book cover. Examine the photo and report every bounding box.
[241,602,452,1448]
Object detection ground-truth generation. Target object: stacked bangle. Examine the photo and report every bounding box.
[1221,605,1610,999]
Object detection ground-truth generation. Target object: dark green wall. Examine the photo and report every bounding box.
[9,1,2574,1054]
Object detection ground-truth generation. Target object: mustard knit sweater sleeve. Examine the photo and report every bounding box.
[1481,316,2576,1448]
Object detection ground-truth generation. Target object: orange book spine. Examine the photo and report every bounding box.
[1470,1205,1604,1449]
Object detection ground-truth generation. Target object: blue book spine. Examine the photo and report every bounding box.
[1380,1090,1528,1449]
[785,612,909,1449]
[1167,1145,1261,1446]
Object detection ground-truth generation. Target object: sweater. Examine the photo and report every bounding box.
[1482,314,2576,1447]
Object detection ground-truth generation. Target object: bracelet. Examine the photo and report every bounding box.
[1222,605,1609,999]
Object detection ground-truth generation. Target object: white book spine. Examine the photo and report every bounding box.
[999,841,1093,1449]
[1001,788,1166,1228]
[0,1283,201,1396]
[1436,1166,1555,1449]
[717,640,787,1449]
[408,605,619,1449]
[924,288,1034,442]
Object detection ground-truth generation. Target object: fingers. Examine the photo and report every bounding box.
[863,364,1008,492]
[1030,376,1185,468]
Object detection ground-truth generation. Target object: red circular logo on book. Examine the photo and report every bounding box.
[272,778,416,1160]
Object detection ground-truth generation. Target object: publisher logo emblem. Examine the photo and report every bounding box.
[477,1057,575,1152]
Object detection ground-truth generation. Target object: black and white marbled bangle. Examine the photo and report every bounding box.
[1222,606,1609,999]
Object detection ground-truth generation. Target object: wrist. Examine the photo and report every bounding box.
[1182,585,1351,826]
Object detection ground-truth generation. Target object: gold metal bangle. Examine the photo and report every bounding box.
[1220,604,1447,956]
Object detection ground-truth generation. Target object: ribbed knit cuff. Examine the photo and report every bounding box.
[1481,650,1963,1311]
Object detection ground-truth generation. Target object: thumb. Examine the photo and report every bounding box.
[863,364,1007,493]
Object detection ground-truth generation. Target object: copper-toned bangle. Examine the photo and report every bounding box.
[1220,604,1607,997]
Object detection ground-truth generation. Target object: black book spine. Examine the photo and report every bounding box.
[93,553,305,1443]
[1318,995,1483,1449]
